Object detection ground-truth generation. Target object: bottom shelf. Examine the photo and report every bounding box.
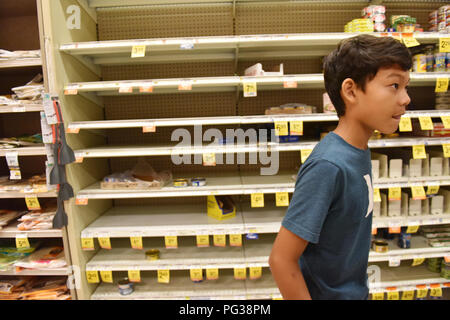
[90,263,449,300]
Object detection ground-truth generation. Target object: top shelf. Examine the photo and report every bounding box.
[0,58,42,69]
[60,32,446,66]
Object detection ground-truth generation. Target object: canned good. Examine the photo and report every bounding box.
[372,240,389,253]
[173,178,189,187]
[145,249,160,260]
[413,54,427,73]
[435,52,447,72]
[397,232,411,249]
[191,177,206,187]
[118,278,134,296]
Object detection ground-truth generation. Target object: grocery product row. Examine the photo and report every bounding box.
[0,276,71,300]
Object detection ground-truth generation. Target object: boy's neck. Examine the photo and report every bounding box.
[332,116,372,151]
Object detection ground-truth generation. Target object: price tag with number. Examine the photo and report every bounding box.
[406,225,419,233]
[206,268,219,280]
[234,267,247,280]
[128,269,141,283]
[402,36,420,47]
[388,187,401,201]
[157,270,170,284]
[427,185,440,195]
[249,266,262,280]
[411,186,426,200]
[213,234,226,247]
[441,116,450,129]
[131,45,146,58]
[290,121,303,135]
[284,80,298,88]
[190,269,203,282]
[401,290,415,300]
[419,116,433,130]
[119,84,133,93]
[5,152,19,167]
[98,237,112,250]
[15,234,30,249]
[165,236,178,249]
[229,234,242,247]
[81,237,95,251]
[374,188,381,202]
[440,38,450,52]
[86,270,100,283]
[196,235,210,248]
[276,192,289,207]
[274,121,288,136]
[399,116,412,132]
[443,144,450,158]
[435,78,449,93]
[389,257,401,267]
[100,270,113,283]
[243,82,257,97]
[416,285,428,298]
[139,84,154,93]
[430,286,443,297]
[412,145,426,160]
[143,124,156,133]
[372,292,384,300]
[178,81,193,91]
[251,193,264,208]
[130,236,143,250]
[301,149,313,163]
[202,153,216,166]
[9,168,21,180]
[387,289,399,300]
[25,196,41,211]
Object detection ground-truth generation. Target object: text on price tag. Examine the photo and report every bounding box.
[427,185,440,195]
[243,82,257,97]
[25,196,41,210]
[128,269,141,282]
[274,121,288,136]
[399,116,412,132]
[249,266,262,280]
[401,290,414,300]
[234,267,247,280]
[206,268,219,280]
[165,236,178,249]
[213,234,226,247]
[100,270,113,283]
[229,234,242,247]
[98,237,112,250]
[411,186,426,200]
[130,236,143,249]
[157,270,170,283]
[435,78,449,93]
[388,187,401,201]
[412,145,426,160]
[131,45,146,58]
[419,116,433,130]
[81,237,95,251]
[190,269,203,281]
[440,37,450,52]
[290,121,303,135]
[251,193,264,207]
[196,235,210,247]
[276,192,289,207]
[15,234,30,249]
[86,271,99,283]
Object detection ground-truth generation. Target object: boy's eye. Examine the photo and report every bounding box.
[390,83,399,89]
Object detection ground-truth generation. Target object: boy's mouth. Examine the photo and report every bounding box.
[392,113,404,120]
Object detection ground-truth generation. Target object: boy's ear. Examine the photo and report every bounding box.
[340,78,357,106]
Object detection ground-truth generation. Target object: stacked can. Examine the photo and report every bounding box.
[429,6,450,32]
[427,257,443,273]
[362,5,386,32]
[344,19,374,32]
[442,259,450,280]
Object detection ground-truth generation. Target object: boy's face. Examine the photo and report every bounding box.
[353,65,410,134]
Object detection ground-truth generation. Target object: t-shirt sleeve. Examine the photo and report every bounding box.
[282,159,341,244]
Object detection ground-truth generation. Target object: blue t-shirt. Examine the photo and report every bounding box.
[282,132,373,300]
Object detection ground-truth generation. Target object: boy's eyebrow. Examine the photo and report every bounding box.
[386,73,410,83]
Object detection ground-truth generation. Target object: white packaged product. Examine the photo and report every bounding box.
[14,247,66,270]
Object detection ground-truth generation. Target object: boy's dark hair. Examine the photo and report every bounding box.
[323,34,412,117]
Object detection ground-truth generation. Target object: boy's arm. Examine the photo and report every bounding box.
[269,226,311,300]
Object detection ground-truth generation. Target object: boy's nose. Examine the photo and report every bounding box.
[400,90,411,107]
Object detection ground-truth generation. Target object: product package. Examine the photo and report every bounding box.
[14,246,66,270]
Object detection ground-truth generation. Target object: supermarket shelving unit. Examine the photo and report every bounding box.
[0,0,73,296]
[40,0,450,299]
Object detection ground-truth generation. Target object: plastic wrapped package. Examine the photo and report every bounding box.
[17,210,56,231]
[0,246,36,272]
[244,63,284,76]
[0,210,25,229]
[0,49,40,60]
[265,103,316,115]
[19,277,70,300]
[11,74,44,101]
[14,247,66,270]
[101,159,172,190]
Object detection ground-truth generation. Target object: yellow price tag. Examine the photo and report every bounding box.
[419,116,433,130]
[411,186,426,200]
[416,288,428,299]
[412,145,426,160]
[290,121,303,136]
[202,153,216,166]
[427,185,440,195]
[441,116,450,129]
[190,269,203,281]
[387,290,399,300]
[131,45,146,58]
[275,192,289,207]
[128,270,141,282]
[436,78,449,93]
[234,267,247,280]
[81,237,95,251]
[165,236,178,249]
[300,149,313,163]
[399,116,412,132]
[100,270,113,283]
[402,37,420,47]
[130,236,143,250]
[249,266,262,280]
[440,37,450,52]
[430,287,443,297]
[98,237,111,250]
[157,270,170,284]
[229,234,242,247]
[251,193,264,208]
[15,235,30,249]
[406,225,419,233]
[25,196,41,211]
[388,187,401,201]
[274,121,289,136]
[401,290,414,300]
[443,144,450,158]
[243,82,257,97]
[206,268,219,280]
[372,292,384,300]
[196,235,210,248]
[86,270,100,283]
[412,257,425,266]
[374,188,381,202]
[213,234,226,247]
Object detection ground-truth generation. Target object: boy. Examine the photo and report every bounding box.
[268,34,412,300]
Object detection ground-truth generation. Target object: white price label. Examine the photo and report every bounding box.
[5,152,19,167]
